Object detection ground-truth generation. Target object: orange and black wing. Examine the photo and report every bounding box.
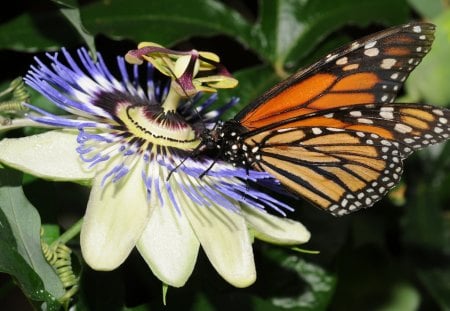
[244,103,450,216]
[227,22,450,216]
[236,22,435,131]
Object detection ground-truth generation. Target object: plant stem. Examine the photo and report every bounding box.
[52,218,83,247]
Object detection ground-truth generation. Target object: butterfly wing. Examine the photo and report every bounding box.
[244,103,450,216]
[220,22,450,216]
[236,22,435,131]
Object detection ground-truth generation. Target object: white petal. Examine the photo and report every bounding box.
[0,130,93,181]
[80,160,149,270]
[242,205,310,245]
[184,196,256,287]
[137,189,200,287]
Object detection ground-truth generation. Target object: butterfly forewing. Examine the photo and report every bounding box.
[237,22,435,131]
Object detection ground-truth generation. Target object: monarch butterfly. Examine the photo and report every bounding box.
[200,22,450,216]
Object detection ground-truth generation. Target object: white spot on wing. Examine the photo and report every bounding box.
[338,210,348,216]
[413,25,422,33]
[380,58,397,69]
[394,123,413,133]
[343,64,360,71]
[351,42,361,49]
[327,128,345,132]
[364,48,379,57]
[312,128,322,135]
[329,204,339,211]
[381,107,394,112]
[391,73,399,80]
[434,127,444,134]
[380,111,394,120]
[336,57,348,65]
[358,118,373,124]
[350,111,362,117]
[365,41,377,49]
[433,109,444,116]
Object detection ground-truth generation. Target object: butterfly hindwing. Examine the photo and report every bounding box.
[237,22,435,131]
[249,127,401,216]
[242,103,450,216]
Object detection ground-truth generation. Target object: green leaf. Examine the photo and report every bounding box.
[260,248,336,311]
[405,10,450,106]
[271,256,336,310]
[417,268,450,310]
[0,168,64,298]
[0,0,252,52]
[376,283,421,311]
[254,0,409,70]
[0,10,81,51]
[407,0,445,19]
[0,232,61,310]
[80,0,253,47]
[402,180,445,250]
[51,0,97,57]
[52,0,78,7]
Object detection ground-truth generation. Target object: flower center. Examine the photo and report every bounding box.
[116,101,200,150]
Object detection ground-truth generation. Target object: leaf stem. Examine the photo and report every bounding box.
[52,218,83,247]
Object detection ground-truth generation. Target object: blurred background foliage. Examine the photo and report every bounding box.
[0,0,449,310]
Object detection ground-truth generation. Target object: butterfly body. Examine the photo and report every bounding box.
[199,22,450,216]
[203,120,258,167]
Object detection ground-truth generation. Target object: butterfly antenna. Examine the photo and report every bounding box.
[199,154,220,179]
[167,141,205,181]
